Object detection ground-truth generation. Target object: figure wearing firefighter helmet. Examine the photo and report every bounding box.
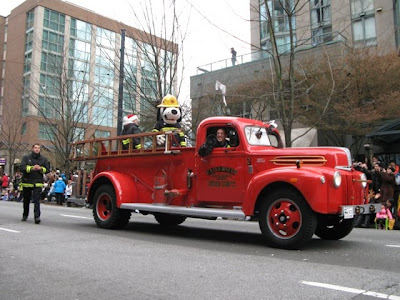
[152,94,186,147]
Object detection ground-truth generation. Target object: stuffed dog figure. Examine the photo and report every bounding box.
[152,94,186,147]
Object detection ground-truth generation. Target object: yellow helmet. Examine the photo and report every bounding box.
[157,94,180,108]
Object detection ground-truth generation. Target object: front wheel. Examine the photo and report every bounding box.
[92,185,131,229]
[314,218,355,240]
[259,189,317,249]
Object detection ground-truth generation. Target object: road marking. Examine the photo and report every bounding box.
[386,245,400,248]
[300,281,400,300]
[0,227,20,233]
[60,214,92,220]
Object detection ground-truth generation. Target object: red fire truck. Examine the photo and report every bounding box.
[71,117,376,249]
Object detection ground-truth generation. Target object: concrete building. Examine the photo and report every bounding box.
[0,0,177,174]
[190,0,400,149]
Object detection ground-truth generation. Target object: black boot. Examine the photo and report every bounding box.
[34,218,41,224]
[21,216,27,221]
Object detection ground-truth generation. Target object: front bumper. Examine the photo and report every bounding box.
[340,203,382,219]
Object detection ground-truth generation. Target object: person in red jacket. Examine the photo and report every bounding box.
[2,173,9,191]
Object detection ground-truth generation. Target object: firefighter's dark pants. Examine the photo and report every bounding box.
[23,187,42,219]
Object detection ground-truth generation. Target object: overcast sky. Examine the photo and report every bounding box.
[1,0,251,104]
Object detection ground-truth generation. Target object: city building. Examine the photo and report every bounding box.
[0,0,177,174]
[190,0,400,151]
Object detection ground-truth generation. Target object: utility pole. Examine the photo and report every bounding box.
[117,29,126,136]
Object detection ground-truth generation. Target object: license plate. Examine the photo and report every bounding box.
[342,206,354,219]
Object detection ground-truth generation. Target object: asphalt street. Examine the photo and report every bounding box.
[1,200,399,300]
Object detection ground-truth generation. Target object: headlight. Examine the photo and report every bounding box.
[333,171,342,188]
[360,173,367,188]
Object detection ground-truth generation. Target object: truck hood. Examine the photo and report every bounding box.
[249,146,352,169]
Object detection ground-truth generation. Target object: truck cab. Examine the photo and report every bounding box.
[71,117,372,249]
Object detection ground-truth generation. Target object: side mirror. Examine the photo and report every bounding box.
[228,130,238,147]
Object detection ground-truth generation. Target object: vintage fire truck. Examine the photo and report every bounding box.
[71,117,376,249]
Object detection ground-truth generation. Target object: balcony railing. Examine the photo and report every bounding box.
[196,31,347,74]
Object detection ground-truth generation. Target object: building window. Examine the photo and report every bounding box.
[259,0,296,54]
[96,27,115,48]
[25,31,33,52]
[24,53,32,73]
[70,19,91,42]
[22,96,29,116]
[351,0,376,46]
[67,81,89,102]
[43,9,65,33]
[42,30,64,53]
[125,36,137,58]
[123,37,137,82]
[95,47,115,67]
[26,10,34,30]
[41,52,62,74]
[40,74,60,96]
[23,75,30,96]
[69,39,91,61]
[123,74,137,114]
[259,2,268,40]
[92,87,114,127]
[310,0,332,45]
[39,123,56,140]
[39,96,61,119]
[94,65,114,87]
[141,77,156,100]
[68,59,90,81]
[72,127,85,141]
[94,130,111,138]
[21,123,27,136]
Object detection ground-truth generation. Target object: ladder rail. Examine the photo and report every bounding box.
[70,130,182,161]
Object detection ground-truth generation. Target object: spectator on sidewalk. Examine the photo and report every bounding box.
[65,180,73,202]
[53,176,66,205]
[2,173,9,192]
[380,166,395,204]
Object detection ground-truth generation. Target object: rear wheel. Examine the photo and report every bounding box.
[154,213,186,226]
[259,189,317,249]
[314,218,355,240]
[92,185,131,229]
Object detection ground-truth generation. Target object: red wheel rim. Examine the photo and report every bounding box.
[96,193,112,221]
[267,199,302,239]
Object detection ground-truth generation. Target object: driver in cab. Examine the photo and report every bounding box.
[198,128,230,157]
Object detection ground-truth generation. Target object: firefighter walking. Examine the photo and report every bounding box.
[20,143,50,224]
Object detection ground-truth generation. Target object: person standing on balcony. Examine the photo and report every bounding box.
[231,47,237,66]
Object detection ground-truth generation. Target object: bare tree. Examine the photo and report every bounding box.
[114,0,188,131]
[0,88,26,176]
[301,48,400,157]
[25,40,106,171]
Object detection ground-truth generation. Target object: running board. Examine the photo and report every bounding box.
[120,203,246,220]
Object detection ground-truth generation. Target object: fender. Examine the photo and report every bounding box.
[88,171,138,208]
[243,167,329,215]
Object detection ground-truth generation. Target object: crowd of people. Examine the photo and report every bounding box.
[353,157,400,229]
[1,168,78,205]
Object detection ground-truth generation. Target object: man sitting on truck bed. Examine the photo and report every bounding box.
[121,114,142,150]
[198,128,230,157]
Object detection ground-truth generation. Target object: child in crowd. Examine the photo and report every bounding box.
[375,203,393,229]
[65,180,73,201]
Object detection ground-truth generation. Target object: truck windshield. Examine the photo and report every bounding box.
[245,126,273,146]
